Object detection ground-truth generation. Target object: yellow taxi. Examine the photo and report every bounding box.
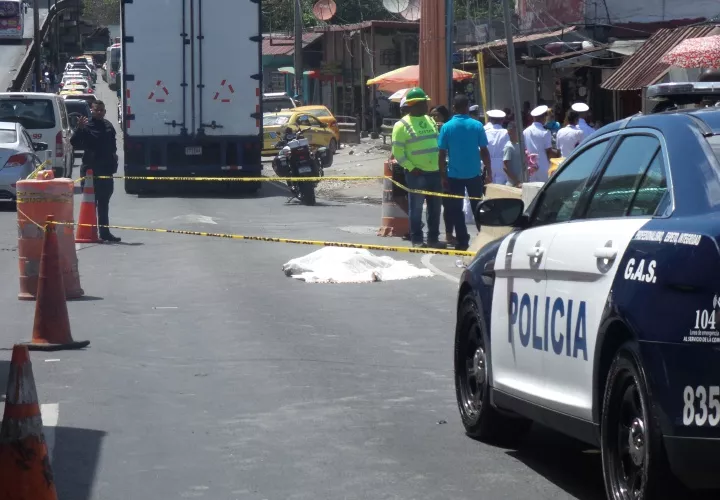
[292,105,340,148]
[60,84,94,96]
[262,111,336,159]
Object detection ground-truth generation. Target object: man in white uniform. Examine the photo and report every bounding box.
[523,104,554,181]
[485,109,510,184]
[572,102,595,138]
[555,109,584,158]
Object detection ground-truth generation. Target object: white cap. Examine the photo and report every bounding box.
[469,104,479,113]
[530,105,549,117]
[487,109,506,118]
[571,102,590,112]
[400,97,407,107]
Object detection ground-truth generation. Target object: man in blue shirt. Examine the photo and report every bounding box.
[438,94,491,251]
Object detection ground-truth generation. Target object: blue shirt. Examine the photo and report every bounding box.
[438,114,488,179]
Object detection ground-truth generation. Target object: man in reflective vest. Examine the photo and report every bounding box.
[391,88,445,249]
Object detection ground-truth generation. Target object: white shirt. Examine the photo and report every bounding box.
[485,124,510,183]
[578,118,595,138]
[484,122,493,131]
[556,124,584,158]
[523,122,552,181]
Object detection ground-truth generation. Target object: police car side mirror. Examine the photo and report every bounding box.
[475,198,524,227]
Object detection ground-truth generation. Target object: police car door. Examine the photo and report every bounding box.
[543,132,668,420]
[491,137,612,406]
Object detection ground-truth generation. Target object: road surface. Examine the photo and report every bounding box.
[2,79,708,500]
[0,2,49,90]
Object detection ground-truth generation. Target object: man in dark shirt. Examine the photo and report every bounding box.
[71,100,121,242]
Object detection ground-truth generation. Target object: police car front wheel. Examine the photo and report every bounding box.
[454,295,531,442]
[601,344,680,500]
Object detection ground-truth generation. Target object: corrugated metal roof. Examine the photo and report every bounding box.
[460,26,577,52]
[312,20,417,32]
[262,33,323,56]
[601,25,720,91]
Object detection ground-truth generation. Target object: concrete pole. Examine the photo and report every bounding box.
[502,0,527,176]
[293,0,303,100]
[33,0,41,91]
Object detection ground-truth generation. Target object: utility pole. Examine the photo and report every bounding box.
[293,0,303,102]
[359,31,367,137]
[486,0,492,108]
[33,0,41,91]
[502,0,526,175]
[54,0,59,70]
[446,0,454,107]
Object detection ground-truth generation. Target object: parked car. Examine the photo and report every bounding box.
[0,121,48,203]
[262,92,297,114]
[63,98,91,155]
[453,81,720,499]
[0,93,74,178]
[60,93,97,107]
[262,111,335,165]
[292,105,339,152]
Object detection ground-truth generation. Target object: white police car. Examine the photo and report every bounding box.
[454,82,720,499]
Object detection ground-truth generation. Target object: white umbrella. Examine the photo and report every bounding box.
[388,88,410,103]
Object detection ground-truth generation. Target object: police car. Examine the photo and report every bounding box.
[454,82,720,499]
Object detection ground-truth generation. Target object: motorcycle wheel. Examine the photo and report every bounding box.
[299,181,316,206]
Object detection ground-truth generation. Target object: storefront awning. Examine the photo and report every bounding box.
[460,26,578,53]
[601,25,720,91]
[522,46,607,68]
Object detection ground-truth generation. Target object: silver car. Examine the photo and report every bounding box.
[0,121,48,202]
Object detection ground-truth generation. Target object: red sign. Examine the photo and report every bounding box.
[212,80,235,103]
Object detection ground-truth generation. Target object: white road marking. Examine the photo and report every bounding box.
[44,359,60,362]
[0,403,59,463]
[421,255,459,284]
[173,214,217,224]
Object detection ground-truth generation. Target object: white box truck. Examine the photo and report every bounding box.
[120,0,262,194]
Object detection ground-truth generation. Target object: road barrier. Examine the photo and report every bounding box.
[16,173,83,300]
[335,115,361,145]
[75,169,102,244]
[378,160,409,237]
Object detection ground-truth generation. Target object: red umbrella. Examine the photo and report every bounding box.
[661,35,720,69]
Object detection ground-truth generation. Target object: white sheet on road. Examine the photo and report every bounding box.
[282,247,434,284]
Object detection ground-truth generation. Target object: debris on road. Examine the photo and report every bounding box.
[282,247,433,283]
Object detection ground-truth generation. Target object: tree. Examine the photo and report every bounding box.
[82,0,120,26]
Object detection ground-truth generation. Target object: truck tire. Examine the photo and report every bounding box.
[124,179,141,195]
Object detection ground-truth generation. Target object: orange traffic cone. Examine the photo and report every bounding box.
[23,216,90,351]
[0,345,59,500]
[377,160,409,237]
[75,168,101,243]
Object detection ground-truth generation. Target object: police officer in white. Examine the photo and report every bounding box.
[555,109,584,158]
[571,102,595,137]
[485,109,510,184]
[523,104,555,181]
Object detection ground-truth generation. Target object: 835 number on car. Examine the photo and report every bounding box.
[683,385,720,426]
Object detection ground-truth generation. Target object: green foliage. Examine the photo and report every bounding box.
[81,0,120,25]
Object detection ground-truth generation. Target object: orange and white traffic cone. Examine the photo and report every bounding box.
[75,168,101,243]
[377,160,409,237]
[23,216,90,351]
[0,345,59,500]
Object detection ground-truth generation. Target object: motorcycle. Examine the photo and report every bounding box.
[271,127,329,206]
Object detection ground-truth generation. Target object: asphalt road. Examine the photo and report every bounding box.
[0,3,49,91]
[0,81,630,500]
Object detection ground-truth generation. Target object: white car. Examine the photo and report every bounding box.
[0,121,49,202]
[0,93,74,178]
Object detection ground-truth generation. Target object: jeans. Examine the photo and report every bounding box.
[404,170,442,245]
[95,177,114,237]
[442,194,454,236]
[447,176,484,248]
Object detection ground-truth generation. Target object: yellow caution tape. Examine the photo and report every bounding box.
[53,221,475,257]
[25,160,53,180]
[78,174,485,201]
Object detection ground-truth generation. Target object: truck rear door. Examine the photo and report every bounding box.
[193,0,260,137]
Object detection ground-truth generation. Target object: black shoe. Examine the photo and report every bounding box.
[427,241,447,249]
[100,233,121,243]
[412,242,427,248]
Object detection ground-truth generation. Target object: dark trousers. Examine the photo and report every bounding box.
[404,170,442,245]
[447,176,484,248]
[95,178,114,237]
[442,195,454,236]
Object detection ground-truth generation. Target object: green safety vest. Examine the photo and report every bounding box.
[391,115,439,172]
